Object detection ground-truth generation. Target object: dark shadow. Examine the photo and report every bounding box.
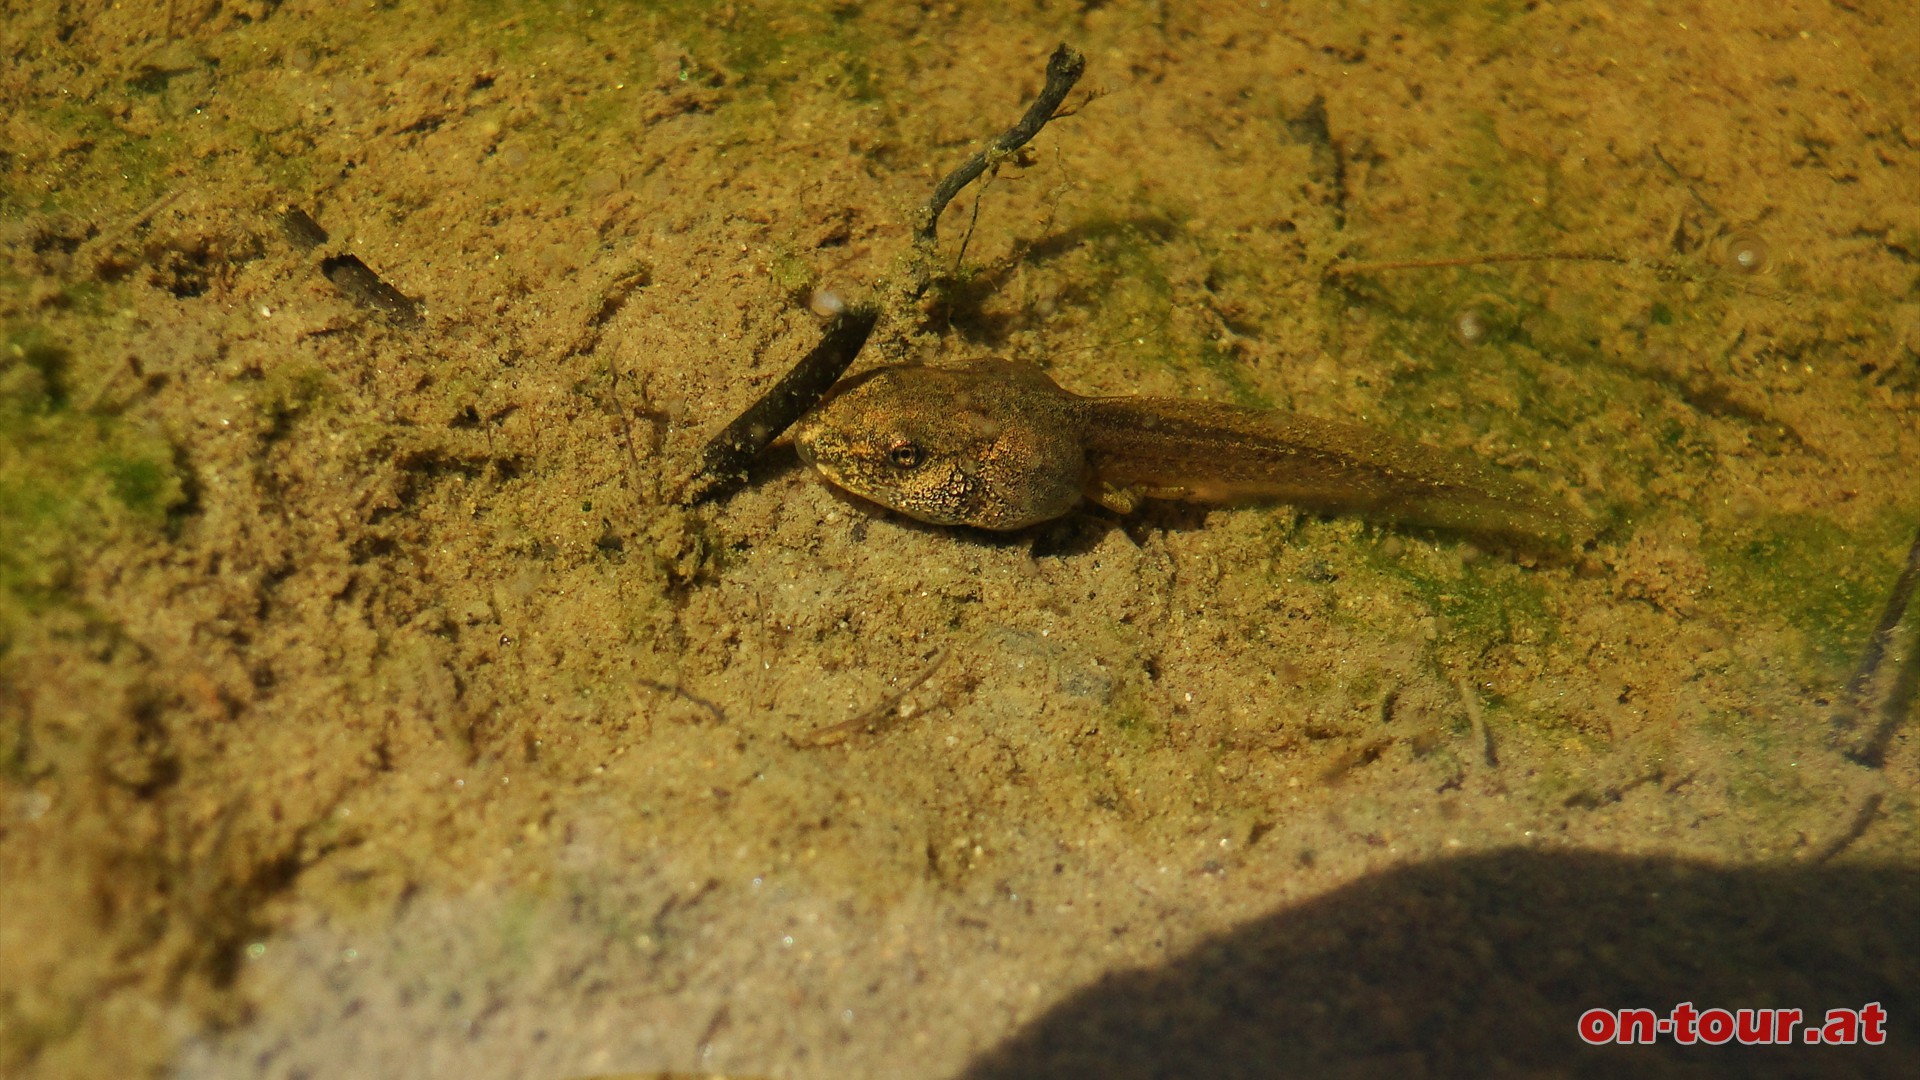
[793,472,1580,566]
[746,441,812,488]
[793,481,1224,557]
[963,849,1918,1079]
[930,214,1183,347]
[1026,509,1125,559]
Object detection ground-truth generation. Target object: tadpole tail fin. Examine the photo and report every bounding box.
[1081,396,1592,545]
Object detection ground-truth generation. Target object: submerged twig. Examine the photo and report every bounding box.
[636,678,728,725]
[913,45,1087,247]
[1809,792,1884,865]
[791,648,952,748]
[680,304,878,506]
[1455,675,1499,769]
[78,186,185,271]
[1837,524,1920,767]
[277,207,422,327]
[1325,246,1787,303]
[1842,526,1920,710]
[1327,250,1644,277]
[679,44,1087,507]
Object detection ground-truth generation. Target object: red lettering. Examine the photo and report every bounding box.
[1735,1008,1771,1045]
[1861,1002,1886,1046]
[1697,1008,1735,1045]
[1820,1008,1859,1045]
[1574,1001,1883,1047]
[1670,1002,1699,1044]
[1578,1009,1616,1045]
[1618,1008,1657,1045]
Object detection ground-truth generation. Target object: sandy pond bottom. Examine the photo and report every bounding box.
[3,1,1919,1078]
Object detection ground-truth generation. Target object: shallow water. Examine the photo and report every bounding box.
[3,2,1917,1077]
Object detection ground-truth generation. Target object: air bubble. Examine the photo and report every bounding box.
[1724,230,1769,274]
[1451,306,1489,347]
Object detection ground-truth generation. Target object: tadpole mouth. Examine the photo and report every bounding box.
[791,415,823,467]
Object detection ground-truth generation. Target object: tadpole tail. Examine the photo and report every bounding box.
[1081,396,1590,544]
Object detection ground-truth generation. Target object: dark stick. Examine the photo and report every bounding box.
[679,44,1087,506]
[1325,251,1638,276]
[1809,792,1884,864]
[1837,524,1920,767]
[914,44,1087,246]
[681,304,878,505]
[279,207,423,328]
[1846,651,1919,770]
[1843,525,1920,710]
[637,678,729,725]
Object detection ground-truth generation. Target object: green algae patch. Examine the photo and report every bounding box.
[1103,679,1164,752]
[467,0,881,99]
[0,328,187,629]
[1332,275,1556,418]
[1379,543,1556,652]
[1192,338,1273,409]
[647,0,882,97]
[1045,210,1289,407]
[1383,0,1528,33]
[1704,510,1919,675]
[5,105,176,217]
[1038,213,1181,335]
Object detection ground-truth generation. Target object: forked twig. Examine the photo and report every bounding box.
[791,648,952,748]
[680,45,1087,506]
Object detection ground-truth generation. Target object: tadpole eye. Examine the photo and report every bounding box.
[887,440,924,469]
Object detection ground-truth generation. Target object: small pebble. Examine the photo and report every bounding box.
[808,287,846,317]
[583,170,619,197]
